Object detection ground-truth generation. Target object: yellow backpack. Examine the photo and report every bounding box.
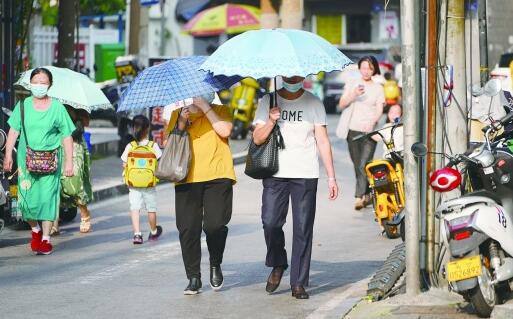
[124,141,158,188]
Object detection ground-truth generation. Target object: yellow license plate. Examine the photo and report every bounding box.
[446,255,482,282]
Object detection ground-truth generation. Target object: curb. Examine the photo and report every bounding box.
[91,151,248,204]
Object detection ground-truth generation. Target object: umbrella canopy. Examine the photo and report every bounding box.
[183,4,260,37]
[200,28,353,79]
[117,56,241,112]
[15,66,111,113]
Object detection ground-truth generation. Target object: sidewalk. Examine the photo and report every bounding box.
[90,137,249,203]
[345,289,473,319]
[344,288,513,319]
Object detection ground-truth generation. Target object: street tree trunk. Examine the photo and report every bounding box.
[128,0,141,55]
[279,0,302,29]
[260,0,279,29]
[56,0,77,68]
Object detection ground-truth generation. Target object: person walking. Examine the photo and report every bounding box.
[121,115,163,245]
[338,56,385,210]
[52,106,94,235]
[252,76,339,299]
[3,67,75,255]
[167,94,235,295]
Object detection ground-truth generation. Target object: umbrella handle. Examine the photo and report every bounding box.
[272,77,278,109]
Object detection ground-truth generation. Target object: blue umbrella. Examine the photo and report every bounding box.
[117,56,241,112]
[200,28,353,78]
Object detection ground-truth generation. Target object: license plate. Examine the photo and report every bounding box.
[483,166,494,175]
[446,255,482,282]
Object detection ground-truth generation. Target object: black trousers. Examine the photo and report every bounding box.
[347,129,377,198]
[175,178,233,279]
[261,177,318,287]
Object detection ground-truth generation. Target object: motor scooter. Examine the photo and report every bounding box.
[230,78,261,140]
[413,111,513,317]
[353,122,405,239]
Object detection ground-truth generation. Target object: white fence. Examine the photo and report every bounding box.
[32,26,120,80]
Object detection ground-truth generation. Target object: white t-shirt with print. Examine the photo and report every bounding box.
[254,91,327,179]
[121,139,163,162]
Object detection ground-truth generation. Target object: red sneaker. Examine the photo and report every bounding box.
[37,240,53,255]
[31,231,42,252]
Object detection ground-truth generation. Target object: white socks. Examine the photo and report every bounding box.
[42,235,50,242]
[150,228,158,235]
[31,225,41,233]
[134,232,142,236]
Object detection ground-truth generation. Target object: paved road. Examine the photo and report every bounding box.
[0,115,399,319]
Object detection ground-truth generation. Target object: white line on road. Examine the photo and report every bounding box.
[306,277,370,319]
[79,241,182,285]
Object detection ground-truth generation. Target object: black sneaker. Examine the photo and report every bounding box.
[133,234,143,245]
[148,225,163,241]
[183,277,202,295]
[210,265,224,291]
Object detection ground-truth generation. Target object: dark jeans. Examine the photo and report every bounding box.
[175,178,233,279]
[261,177,318,287]
[347,130,377,198]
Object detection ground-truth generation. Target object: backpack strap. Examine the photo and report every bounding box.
[147,141,155,148]
[130,141,138,148]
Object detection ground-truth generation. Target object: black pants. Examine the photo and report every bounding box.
[347,130,377,198]
[175,178,233,279]
[261,177,318,287]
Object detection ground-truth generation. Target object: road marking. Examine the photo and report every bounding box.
[306,277,370,319]
[79,241,182,285]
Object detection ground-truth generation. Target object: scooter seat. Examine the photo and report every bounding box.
[462,190,502,205]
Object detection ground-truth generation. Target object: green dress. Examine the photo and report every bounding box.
[8,97,75,221]
[61,140,93,207]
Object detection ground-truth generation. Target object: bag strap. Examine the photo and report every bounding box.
[20,99,30,148]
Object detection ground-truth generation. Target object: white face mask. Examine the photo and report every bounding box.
[30,84,49,98]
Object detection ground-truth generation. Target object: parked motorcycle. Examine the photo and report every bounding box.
[353,122,405,239]
[413,111,513,317]
[230,78,261,140]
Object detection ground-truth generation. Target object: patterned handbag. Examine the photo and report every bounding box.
[21,99,58,174]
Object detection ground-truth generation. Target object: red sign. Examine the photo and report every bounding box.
[53,43,86,68]
[150,106,166,148]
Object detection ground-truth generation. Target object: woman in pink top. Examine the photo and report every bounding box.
[338,56,385,210]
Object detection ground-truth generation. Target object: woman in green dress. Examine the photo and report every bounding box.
[53,106,93,234]
[3,67,75,255]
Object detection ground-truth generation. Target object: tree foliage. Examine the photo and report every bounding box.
[40,0,126,26]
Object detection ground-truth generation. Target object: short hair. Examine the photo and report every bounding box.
[358,56,381,76]
[30,67,53,85]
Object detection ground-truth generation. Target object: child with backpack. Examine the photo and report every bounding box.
[121,115,163,244]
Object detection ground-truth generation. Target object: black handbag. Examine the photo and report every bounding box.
[244,93,285,179]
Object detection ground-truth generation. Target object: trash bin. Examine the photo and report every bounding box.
[94,43,125,82]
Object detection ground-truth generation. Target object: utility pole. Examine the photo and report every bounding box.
[279,0,303,29]
[401,0,421,296]
[56,0,78,68]
[425,0,438,281]
[478,0,489,85]
[260,0,279,29]
[446,0,468,154]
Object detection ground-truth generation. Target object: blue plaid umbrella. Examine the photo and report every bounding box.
[117,56,240,112]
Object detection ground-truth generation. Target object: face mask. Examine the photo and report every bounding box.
[282,81,303,93]
[30,84,49,98]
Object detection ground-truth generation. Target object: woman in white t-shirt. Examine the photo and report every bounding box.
[338,56,385,210]
[252,76,338,300]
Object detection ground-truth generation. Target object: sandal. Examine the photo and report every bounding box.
[50,226,60,236]
[80,216,91,233]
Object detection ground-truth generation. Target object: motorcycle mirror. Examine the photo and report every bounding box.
[411,142,428,157]
[2,107,12,117]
